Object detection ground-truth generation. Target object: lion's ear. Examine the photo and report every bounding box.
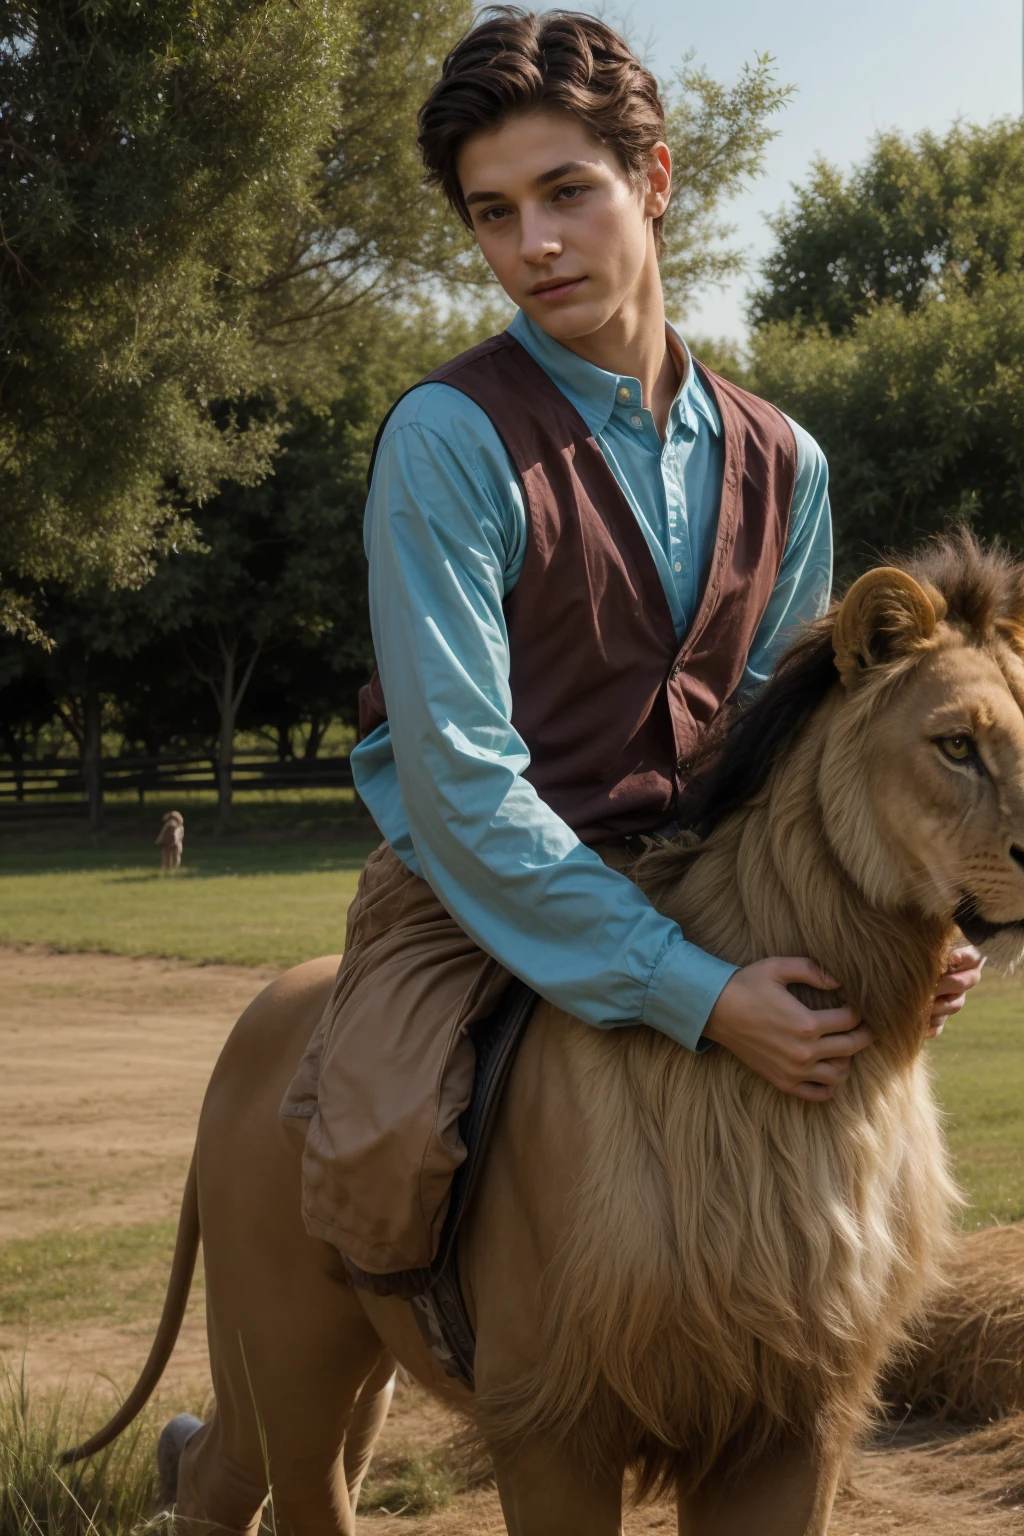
[833,567,945,686]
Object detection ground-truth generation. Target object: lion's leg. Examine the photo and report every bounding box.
[174,1417,267,1536]
[177,1156,388,1536]
[338,1351,396,1511]
[177,1308,390,1536]
[491,1435,625,1536]
[675,1440,842,1536]
[178,958,388,1535]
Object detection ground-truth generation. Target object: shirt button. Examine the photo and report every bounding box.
[617,385,631,402]
[630,413,642,428]
[674,561,682,572]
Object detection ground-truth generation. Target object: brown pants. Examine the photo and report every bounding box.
[283,840,635,1277]
[281,844,510,1274]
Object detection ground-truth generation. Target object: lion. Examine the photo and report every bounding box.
[66,534,1024,1535]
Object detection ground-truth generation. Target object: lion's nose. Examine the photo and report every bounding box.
[1011,845,1024,873]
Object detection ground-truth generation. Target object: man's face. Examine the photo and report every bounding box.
[456,109,670,342]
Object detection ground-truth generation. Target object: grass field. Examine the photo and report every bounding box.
[0,1222,195,1330]
[928,973,1024,1226]
[0,840,376,968]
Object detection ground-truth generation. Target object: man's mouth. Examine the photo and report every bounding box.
[528,277,586,302]
[954,894,1024,946]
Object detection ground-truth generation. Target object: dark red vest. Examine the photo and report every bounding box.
[361,332,796,846]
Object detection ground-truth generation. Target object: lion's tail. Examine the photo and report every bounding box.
[61,1151,201,1465]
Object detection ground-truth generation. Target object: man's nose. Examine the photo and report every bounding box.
[519,206,562,264]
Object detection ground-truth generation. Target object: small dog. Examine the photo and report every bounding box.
[156,810,185,873]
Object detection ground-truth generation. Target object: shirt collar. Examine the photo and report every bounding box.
[670,327,722,440]
[507,309,721,440]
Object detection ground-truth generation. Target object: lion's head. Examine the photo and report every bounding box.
[689,533,1024,972]
[826,552,1024,969]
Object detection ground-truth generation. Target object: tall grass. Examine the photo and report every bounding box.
[0,1358,493,1531]
[0,1367,180,1536]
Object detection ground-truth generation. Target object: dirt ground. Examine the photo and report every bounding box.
[1,942,1023,1534]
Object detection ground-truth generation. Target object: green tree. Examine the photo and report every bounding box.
[750,120,1024,334]
[237,645,361,762]
[14,576,187,829]
[108,636,211,763]
[660,55,793,318]
[0,642,55,800]
[747,120,1024,577]
[686,334,752,387]
[0,0,473,635]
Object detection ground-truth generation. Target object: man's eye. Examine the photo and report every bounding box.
[555,184,584,202]
[938,734,974,763]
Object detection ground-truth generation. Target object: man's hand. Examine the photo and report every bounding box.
[928,944,985,1037]
[702,957,873,1102]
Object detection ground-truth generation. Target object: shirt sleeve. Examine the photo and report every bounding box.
[354,387,737,1050]
[741,417,833,693]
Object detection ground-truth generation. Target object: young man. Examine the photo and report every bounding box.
[283,7,981,1282]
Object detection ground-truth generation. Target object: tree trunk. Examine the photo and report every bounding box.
[216,649,236,828]
[140,730,162,807]
[211,633,263,829]
[183,629,262,831]
[1,725,25,802]
[303,711,330,761]
[83,688,104,833]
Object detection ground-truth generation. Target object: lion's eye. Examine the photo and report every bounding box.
[939,735,973,763]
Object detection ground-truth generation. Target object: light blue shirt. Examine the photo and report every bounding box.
[352,310,832,1050]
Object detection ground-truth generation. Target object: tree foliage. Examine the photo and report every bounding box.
[0,0,472,633]
[750,120,1024,335]
[262,0,481,346]
[748,120,1024,578]
[660,54,793,317]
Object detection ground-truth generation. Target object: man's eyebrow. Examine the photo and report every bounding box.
[533,160,588,188]
[463,160,590,207]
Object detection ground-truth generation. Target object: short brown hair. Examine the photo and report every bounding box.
[418,8,668,244]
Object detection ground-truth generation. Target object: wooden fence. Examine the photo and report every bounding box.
[0,751,354,820]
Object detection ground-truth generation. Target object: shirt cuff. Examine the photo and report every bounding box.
[640,935,738,1053]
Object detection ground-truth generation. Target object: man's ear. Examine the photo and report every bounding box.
[644,142,671,220]
[832,567,946,686]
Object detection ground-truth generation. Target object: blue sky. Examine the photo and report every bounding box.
[620,0,1023,339]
